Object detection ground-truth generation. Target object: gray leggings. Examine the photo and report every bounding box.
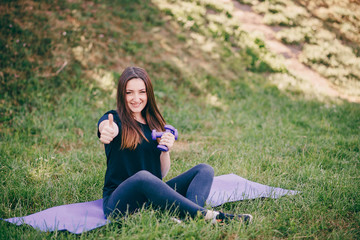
[103,163,214,218]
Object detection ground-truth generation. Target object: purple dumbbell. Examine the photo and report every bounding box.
[152,125,178,151]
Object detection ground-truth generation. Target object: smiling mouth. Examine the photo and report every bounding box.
[131,103,142,107]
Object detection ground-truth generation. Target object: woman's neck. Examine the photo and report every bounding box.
[133,113,146,124]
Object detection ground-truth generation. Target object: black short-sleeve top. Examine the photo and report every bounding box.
[97,110,162,200]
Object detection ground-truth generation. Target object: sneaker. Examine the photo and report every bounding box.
[170,217,183,224]
[215,212,253,225]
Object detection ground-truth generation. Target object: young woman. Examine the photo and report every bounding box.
[97,66,252,224]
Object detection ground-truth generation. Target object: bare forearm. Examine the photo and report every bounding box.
[160,151,171,178]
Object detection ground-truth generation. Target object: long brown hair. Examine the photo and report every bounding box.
[116,66,166,150]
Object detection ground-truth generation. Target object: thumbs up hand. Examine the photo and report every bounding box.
[99,113,119,144]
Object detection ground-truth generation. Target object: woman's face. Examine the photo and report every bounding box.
[125,78,147,118]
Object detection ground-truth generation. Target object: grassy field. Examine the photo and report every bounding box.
[1,0,359,239]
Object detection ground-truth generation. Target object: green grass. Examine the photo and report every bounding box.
[1,0,360,239]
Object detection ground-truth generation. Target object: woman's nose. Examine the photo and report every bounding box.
[133,93,140,101]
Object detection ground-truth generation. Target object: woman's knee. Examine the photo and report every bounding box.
[133,170,153,180]
[195,163,214,176]
[131,170,160,186]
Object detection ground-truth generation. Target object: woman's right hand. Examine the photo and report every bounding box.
[99,114,119,144]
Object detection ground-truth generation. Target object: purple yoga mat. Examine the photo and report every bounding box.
[4,174,298,234]
[206,174,298,207]
[4,199,108,234]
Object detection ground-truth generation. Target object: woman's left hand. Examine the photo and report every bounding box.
[159,132,175,151]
